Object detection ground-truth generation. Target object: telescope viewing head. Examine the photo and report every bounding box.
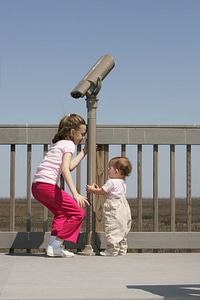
[70,54,115,99]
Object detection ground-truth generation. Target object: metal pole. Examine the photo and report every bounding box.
[80,94,98,255]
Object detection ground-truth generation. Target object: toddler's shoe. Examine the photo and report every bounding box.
[118,250,127,256]
[46,245,74,258]
[118,252,126,256]
[100,250,117,257]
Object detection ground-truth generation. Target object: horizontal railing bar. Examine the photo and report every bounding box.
[0,232,200,250]
[1,125,200,144]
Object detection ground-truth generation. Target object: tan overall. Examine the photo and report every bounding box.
[103,195,132,255]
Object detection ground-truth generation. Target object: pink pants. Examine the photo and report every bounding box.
[31,182,85,243]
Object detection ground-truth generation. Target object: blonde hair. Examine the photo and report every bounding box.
[109,156,132,177]
[52,114,86,143]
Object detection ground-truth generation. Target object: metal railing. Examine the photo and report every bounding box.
[0,124,200,252]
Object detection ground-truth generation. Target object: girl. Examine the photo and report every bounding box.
[32,114,90,257]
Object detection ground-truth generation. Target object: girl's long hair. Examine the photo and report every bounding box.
[52,114,86,143]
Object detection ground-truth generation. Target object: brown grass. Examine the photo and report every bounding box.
[0,197,199,233]
[129,197,200,232]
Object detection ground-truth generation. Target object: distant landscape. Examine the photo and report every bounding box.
[0,197,199,233]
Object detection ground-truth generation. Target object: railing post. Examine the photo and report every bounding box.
[153,144,158,232]
[26,144,32,232]
[43,144,49,232]
[170,145,175,232]
[186,145,192,231]
[94,144,105,232]
[137,144,142,232]
[9,144,16,253]
[76,144,82,194]
[121,144,126,157]
[10,144,15,232]
[26,144,32,253]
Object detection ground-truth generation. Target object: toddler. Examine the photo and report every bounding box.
[87,156,132,256]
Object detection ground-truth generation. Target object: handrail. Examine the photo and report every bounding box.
[0,124,200,252]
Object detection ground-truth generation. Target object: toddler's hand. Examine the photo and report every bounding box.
[86,183,99,193]
[86,184,92,193]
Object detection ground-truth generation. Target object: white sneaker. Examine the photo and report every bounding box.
[46,245,74,258]
[100,250,117,257]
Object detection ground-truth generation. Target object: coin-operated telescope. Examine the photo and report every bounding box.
[70,54,115,256]
[70,54,115,99]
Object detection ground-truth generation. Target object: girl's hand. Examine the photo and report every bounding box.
[82,139,87,155]
[73,193,90,207]
[83,140,98,156]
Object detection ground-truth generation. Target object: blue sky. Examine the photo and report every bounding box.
[0,0,200,197]
[0,0,199,125]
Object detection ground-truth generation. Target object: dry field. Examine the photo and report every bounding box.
[129,197,200,232]
[0,197,199,233]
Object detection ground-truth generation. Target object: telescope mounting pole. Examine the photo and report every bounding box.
[79,92,99,255]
